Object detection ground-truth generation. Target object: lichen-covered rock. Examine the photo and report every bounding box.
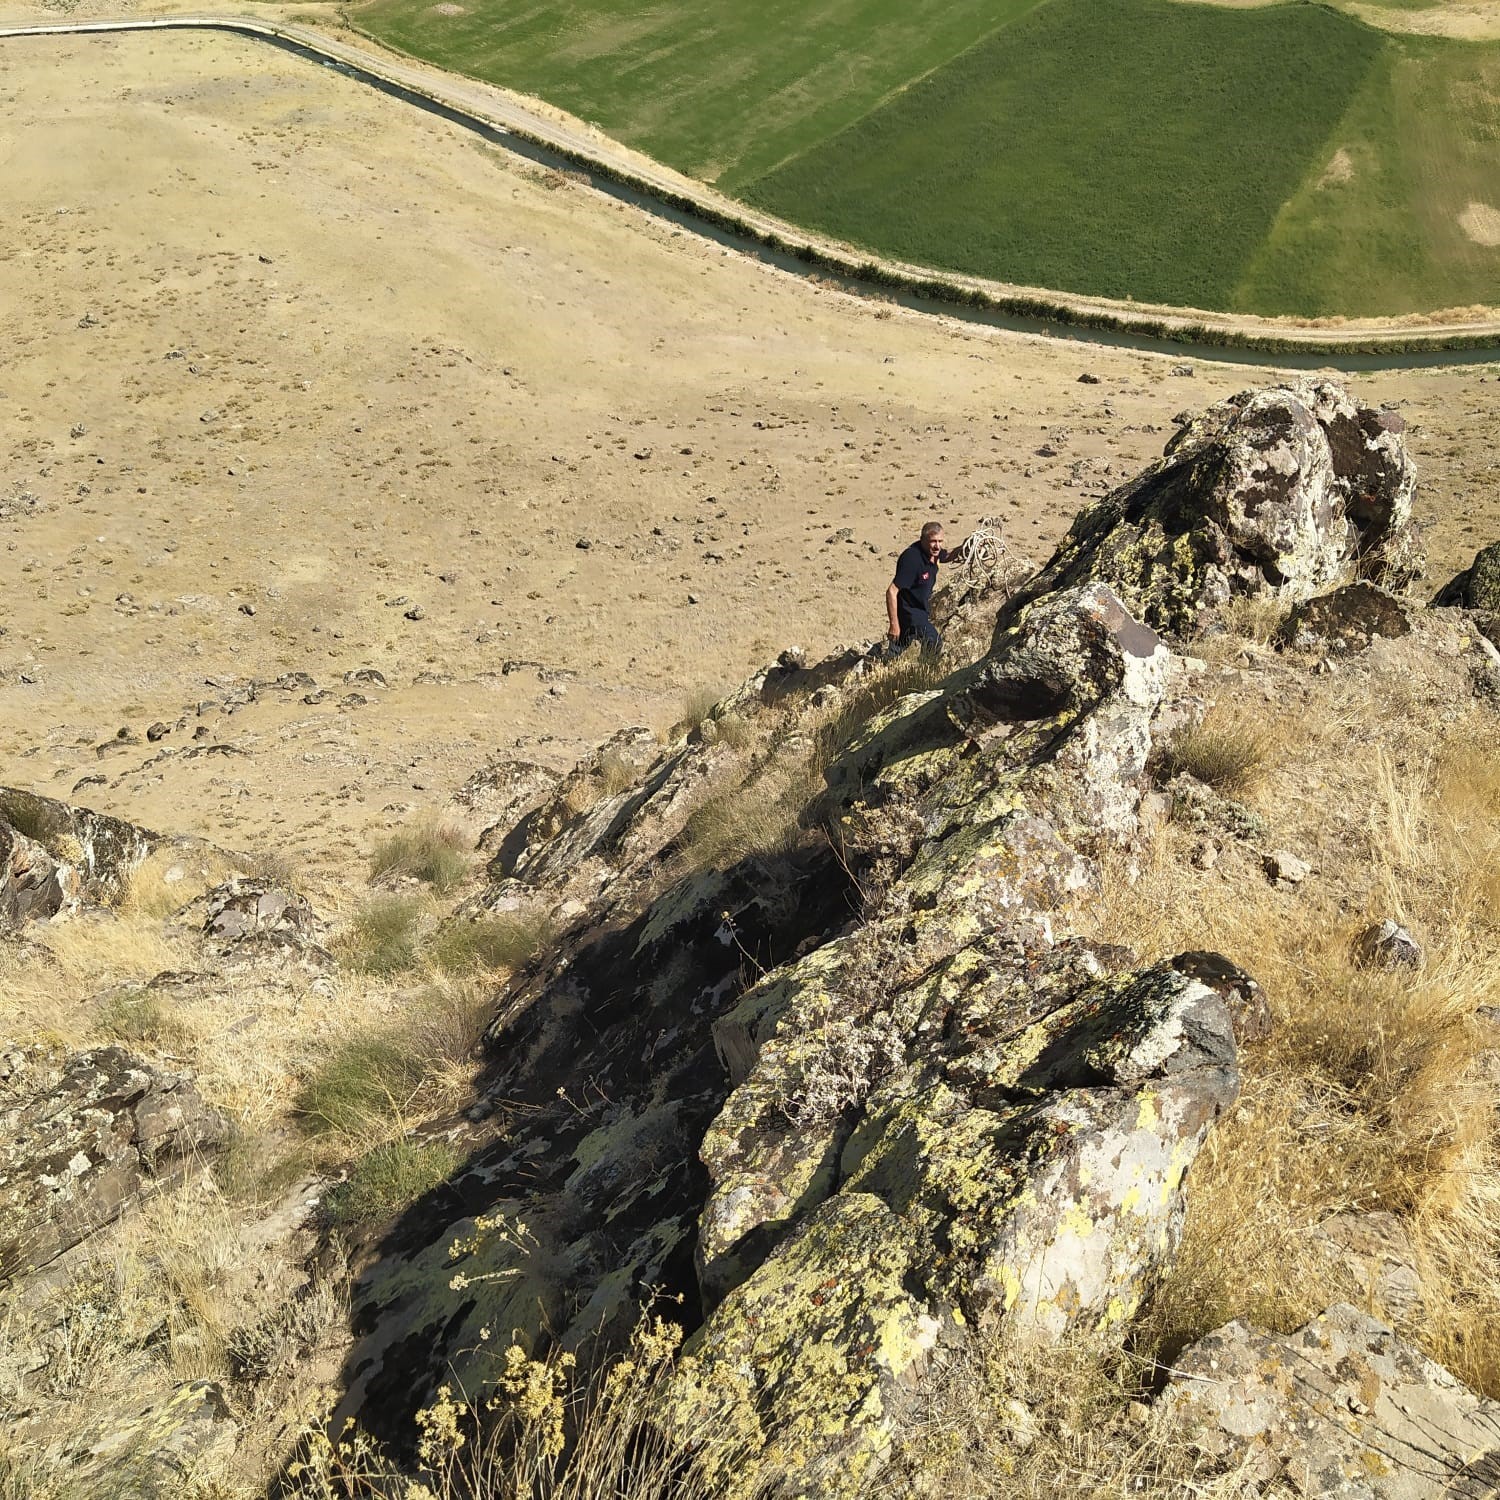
[1160,1304,1500,1496]
[1353,919,1423,971]
[0,818,79,929]
[198,877,331,968]
[1005,382,1420,639]
[51,1378,239,1499]
[1278,581,1412,654]
[1432,539,1500,613]
[0,787,156,900]
[682,958,1238,1495]
[0,1047,224,1283]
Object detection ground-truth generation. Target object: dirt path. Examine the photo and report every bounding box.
[0,25,1496,887]
[3,12,1500,354]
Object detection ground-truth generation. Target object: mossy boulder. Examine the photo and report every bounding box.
[1006,382,1420,639]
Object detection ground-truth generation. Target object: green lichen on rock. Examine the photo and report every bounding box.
[672,1193,944,1500]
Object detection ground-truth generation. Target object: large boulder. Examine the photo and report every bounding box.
[0,1047,224,1283]
[1006,382,1420,638]
[1161,1304,1500,1496]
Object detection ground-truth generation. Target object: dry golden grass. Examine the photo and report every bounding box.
[885,1331,1255,1499]
[1158,707,1282,798]
[1093,686,1500,1396]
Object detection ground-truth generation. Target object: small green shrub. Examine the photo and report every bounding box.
[336,893,425,976]
[324,1137,460,1228]
[93,986,189,1048]
[427,909,556,976]
[296,1032,428,1135]
[1160,714,1277,797]
[369,821,471,893]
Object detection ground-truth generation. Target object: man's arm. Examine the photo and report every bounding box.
[885,580,902,640]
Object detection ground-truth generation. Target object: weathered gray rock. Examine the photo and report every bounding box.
[1161,1304,1500,1496]
[1005,382,1420,638]
[0,788,156,902]
[1433,539,1500,613]
[194,878,332,970]
[1353,919,1423,971]
[0,1047,224,1282]
[51,1377,238,1499]
[1278,581,1413,654]
[0,819,79,929]
[1312,1212,1424,1323]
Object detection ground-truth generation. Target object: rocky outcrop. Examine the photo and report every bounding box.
[0,818,79,929]
[1161,1304,1500,1496]
[333,383,1455,1492]
[336,581,1238,1489]
[0,788,156,901]
[0,1047,224,1283]
[1006,382,1420,638]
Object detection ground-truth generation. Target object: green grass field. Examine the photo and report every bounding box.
[355,0,1500,318]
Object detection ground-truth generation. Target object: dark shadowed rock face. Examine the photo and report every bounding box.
[0,819,79,930]
[0,1048,224,1283]
[1277,581,1412,654]
[1433,539,1500,614]
[1005,382,1420,639]
[1161,1304,1500,1498]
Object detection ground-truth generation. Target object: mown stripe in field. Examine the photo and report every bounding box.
[354,0,1048,186]
[739,0,1388,313]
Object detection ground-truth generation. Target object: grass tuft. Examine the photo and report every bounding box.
[324,1137,461,1228]
[335,892,426,977]
[369,819,471,893]
[295,1032,429,1137]
[1158,710,1276,797]
[427,908,556,976]
[92,985,190,1048]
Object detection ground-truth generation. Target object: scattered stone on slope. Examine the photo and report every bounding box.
[1263,848,1310,887]
[1160,1304,1500,1497]
[1277,581,1412,654]
[1004,381,1421,638]
[1432,538,1500,613]
[1353,918,1423,971]
[0,1047,224,1283]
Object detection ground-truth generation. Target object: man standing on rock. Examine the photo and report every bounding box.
[887,521,964,656]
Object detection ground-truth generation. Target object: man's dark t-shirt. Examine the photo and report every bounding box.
[893,543,938,625]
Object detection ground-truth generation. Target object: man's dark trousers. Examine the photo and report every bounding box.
[891,611,941,657]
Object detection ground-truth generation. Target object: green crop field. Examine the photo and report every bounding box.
[355,0,1500,318]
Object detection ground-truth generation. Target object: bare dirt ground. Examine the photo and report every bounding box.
[2,25,1499,884]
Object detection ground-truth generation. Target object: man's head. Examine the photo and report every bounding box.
[920,521,946,562]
